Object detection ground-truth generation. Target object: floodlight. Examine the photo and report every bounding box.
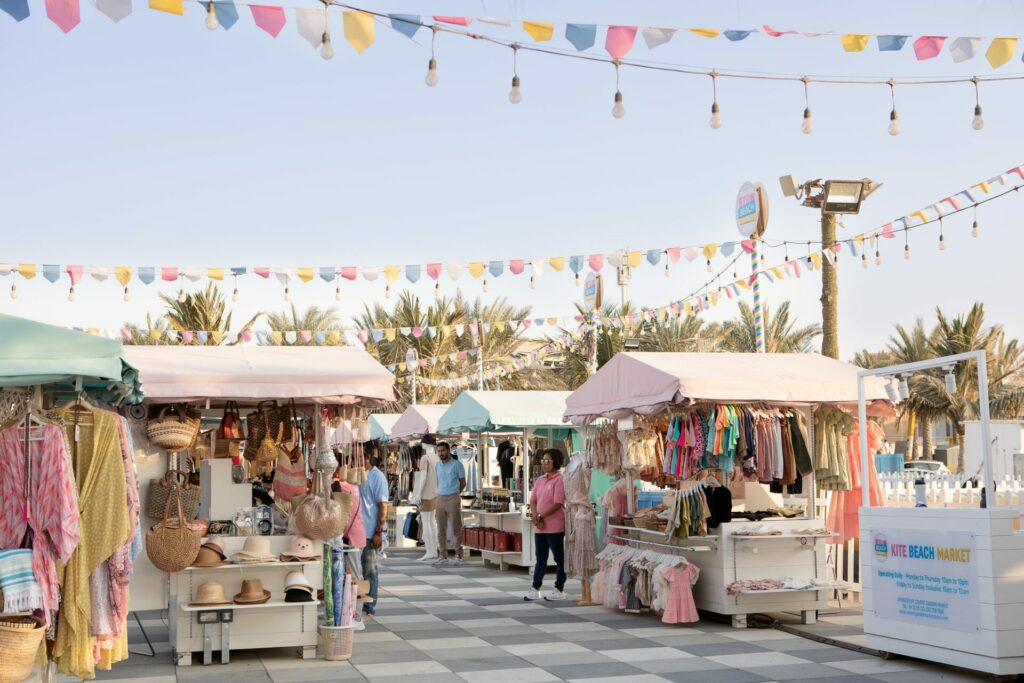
[822,180,865,214]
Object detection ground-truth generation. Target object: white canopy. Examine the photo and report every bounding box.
[369,413,402,441]
[123,345,398,405]
[564,352,892,424]
[437,391,572,433]
[389,404,450,441]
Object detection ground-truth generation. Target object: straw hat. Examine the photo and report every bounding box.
[190,581,232,607]
[234,578,271,605]
[284,571,314,603]
[192,540,229,568]
[231,536,278,564]
[280,536,321,562]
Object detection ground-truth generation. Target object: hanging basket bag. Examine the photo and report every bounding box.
[146,481,201,573]
[214,401,245,459]
[146,469,201,520]
[146,404,201,452]
[293,473,345,541]
[0,615,45,683]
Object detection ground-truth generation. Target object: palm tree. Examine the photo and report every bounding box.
[886,318,937,460]
[265,304,343,345]
[122,312,173,345]
[641,315,720,353]
[158,283,261,344]
[717,301,821,353]
[555,303,644,390]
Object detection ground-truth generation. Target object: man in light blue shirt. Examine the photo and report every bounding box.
[358,452,389,616]
[433,442,466,567]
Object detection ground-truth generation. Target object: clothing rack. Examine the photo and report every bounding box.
[610,535,714,553]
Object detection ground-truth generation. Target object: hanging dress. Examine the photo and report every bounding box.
[563,454,598,580]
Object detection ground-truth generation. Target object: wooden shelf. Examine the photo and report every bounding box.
[731,582,849,595]
[184,560,321,571]
[181,599,320,613]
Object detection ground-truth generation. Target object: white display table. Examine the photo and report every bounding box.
[470,510,556,570]
[168,536,322,666]
[644,519,841,628]
[861,507,1024,679]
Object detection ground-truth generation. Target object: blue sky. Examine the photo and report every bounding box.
[1,0,1020,357]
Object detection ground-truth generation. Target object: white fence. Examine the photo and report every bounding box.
[821,474,1024,601]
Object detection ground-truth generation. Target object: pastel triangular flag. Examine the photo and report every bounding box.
[250,4,285,37]
[588,253,604,272]
[949,36,980,63]
[389,13,419,39]
[447,263,463,280]
[723,30,752,41]
[433,16,469,26]
[148,0,183,15]
[913,36,946,60]
[986,38,1017,68]
[565,23,596,51]
[523,20,554,42]
[383,265,400,284]
[208,267,224,281]
[605,25,637,59]
[95,0,131,22]
[0,0,30,21]
[548,257,565,272]
[115,266,131,285]
[626,251,642,268]
[690,28,719,38]
[876,35,908,51]
[296,7,326,48]
[343,11,375,53]
[213,1,238,30]
[426,263,442,280]
[642,27,676,49]
[840,34,870,52]
[468,262,486,278]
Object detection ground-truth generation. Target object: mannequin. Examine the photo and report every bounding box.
[563,451,598,605]
[411,443,440,562]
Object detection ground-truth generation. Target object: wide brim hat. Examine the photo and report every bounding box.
[284,570,314,595]
[192,541,229,567]
[190,581,232,607]
[233,579,271,605]
[231,536,278,564]
[284,588,314,603]
[280,536,321,562]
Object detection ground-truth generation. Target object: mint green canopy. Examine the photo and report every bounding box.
[369,413,402,442]
[0,313,143,403]
[437,391,572,434]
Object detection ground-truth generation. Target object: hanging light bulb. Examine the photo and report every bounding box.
[904,232,911,260]
[385,284,392,299]
[335,285,341,301]
[875,249,882,266]
[574,273,580,287]
[205,1,218,30]
[887,80,901,135]
[706,259,712,273]
[664,263,670,277]
[800,77,813,134]
[708,71,722,129]
[885,378,900,403]
[861,253,868,269]
[123,286,131,302]
[529,275,536,290]
[9,283,16,300]
[177,288,186,303]
[283,287,290,302]
[434,282,441,299]
[483,279,489,293]
[944,366,957,394]
[68,286,76,302]
[972,206,980,238]
[321,32,335,60]
[971,77,984,130]
[232,287,239,302]
[425,27,439,86]
[939,234,946,251]
[508,45,521,104]
[611,61,625,119]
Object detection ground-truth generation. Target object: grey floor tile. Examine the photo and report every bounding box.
[632,658,731,675]
[782,647,877,663]
[647,634,735,648]
[680,642,772,657]
[479,632,560,646]
[429,647,524,662]
[577,637,661,651]
[446,655,535,673]
[349,649,433,666]
[742,663,854,679]
[658,670,769,683]
[268,665,367,682]
[361,674,464,683]
[542,662,648,679]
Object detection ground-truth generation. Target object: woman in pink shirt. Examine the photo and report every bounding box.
[524,448,567,601]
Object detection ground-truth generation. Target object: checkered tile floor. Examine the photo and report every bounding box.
[51,549,993,682]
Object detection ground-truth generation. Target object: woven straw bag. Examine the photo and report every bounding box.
[0,615,44,683]
[146,481,201,573]
[214,401,244,459]
[293,473,345,541]
[147,405,200,452]
[147,470,201,520]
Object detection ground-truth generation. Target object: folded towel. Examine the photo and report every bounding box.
[0,549,41,613]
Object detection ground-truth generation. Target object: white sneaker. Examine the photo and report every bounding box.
[452,557,464,567]
[417,554,438,563]
[432,557,449,567]
[353,615,366,632]
[523,588,541,601]
[543,589,566,601]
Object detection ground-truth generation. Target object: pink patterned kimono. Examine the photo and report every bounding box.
[0,423,81,625]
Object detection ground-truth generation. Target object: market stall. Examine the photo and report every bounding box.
[0,314,143,682]
[564,351,892,627]
[437,390,573,570]
[389,404,449,442]
[387,404,449,550]
[368,413,401,442]
[858,351,1024,680]
[122,345,397,666]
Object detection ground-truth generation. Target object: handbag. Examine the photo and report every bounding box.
[146,481,201,573]
[293,472,345,541]
[146,404,200,452]
[403,511,420,541]
[274,401,307,500]
[147,469,201,520]
[214,401,244,459]
[244,401,280,464]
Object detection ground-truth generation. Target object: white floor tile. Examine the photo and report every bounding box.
[566,675,670,683]
[450,618,525,629]
[720,629,802,642]
[374,613,443,625]
[826,658,923,675]
[604,647,695,662]
[501,642,589,656]
[408,636,491,650]
[459,668,560,683]
[355,660,452,678]
[707,652,811,668]
[534,621,612,633]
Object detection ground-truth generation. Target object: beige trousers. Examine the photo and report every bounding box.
[435,493,462,558]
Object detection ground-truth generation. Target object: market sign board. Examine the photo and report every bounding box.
[583,273,602,312]
[736,181,768,238]
[870,528,979,632]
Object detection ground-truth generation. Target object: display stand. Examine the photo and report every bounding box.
[169,536,322,666]
[857,352,1024,680]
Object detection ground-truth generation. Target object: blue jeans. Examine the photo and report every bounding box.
[532,532,566,591]
[361,546,379,615]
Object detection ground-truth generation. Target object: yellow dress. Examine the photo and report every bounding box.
[54,407,130,680]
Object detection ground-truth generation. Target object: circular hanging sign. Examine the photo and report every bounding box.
[583,273,603,312]
[736,181,769,237]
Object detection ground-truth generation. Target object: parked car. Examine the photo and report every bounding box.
[903,460,950,476]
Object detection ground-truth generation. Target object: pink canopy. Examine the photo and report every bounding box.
[389,404,450,441]
[564,352,891,424]
[124,345,398,405]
